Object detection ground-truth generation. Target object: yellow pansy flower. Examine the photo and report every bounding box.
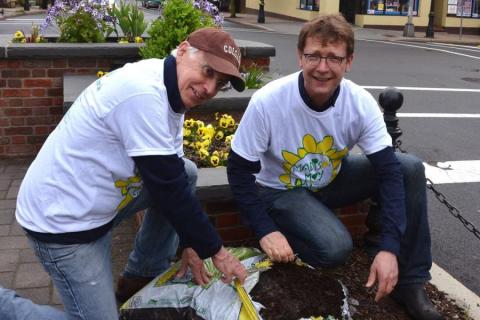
[196,120,205,128]
[134,37,144,43]
[219,118,228,128]
[227,118,235,127]
[185,119,195,128]
[14,31,24,39]
[97,71,105,78]
[215,130,224,140]
[183,128,191,137]
[225,135,234,145]
[198,148,209,159]
[210,155,220,167]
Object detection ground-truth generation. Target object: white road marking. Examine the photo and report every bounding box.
[400,41,480,53]
[6,18,45,21]
[362,86,480,93]
[360,39,480,60]
[424,161,480,184]
[397,113,480,118]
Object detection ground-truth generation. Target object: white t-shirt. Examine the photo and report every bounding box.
[232,72,391,191]
[16,59,184,233]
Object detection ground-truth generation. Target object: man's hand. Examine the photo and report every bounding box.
[212,246,247,284]
[365,250,399,302]
[176,248,212,286]
[259,231,295,263]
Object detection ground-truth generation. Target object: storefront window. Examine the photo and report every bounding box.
[448,0,480,18]
[299,0,319,11]
[365,0,418,15]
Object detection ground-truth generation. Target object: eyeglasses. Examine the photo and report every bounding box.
[200,65,230,91]
[302,53,346,67]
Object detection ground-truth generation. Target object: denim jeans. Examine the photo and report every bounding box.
[259,153,432,285]
[0,287,66,320]
[22,158,198,320]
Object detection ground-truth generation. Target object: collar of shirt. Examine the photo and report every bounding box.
[298,72,340,112]
[164,55,186,114]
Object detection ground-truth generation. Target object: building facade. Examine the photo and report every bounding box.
[244,0,480,34]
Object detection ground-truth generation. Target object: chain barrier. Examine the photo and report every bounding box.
[395,139,480,241]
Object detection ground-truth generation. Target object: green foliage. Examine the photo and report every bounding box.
[140,0,215,59]
[57,9,104,43]
[113,1,148,42]
[243,64,270,89]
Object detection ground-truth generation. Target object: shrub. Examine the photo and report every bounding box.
[42,0,115,43]
[140,0,222,59]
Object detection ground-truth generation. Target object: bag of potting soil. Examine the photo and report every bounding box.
[119,247,266,320]
[119,247,352,320]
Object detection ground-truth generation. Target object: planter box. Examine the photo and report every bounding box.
[0,39,275,158]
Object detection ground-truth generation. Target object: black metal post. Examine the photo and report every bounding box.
[24,0,30,11]
[379,87,404,149]
[364,87,404,257]
[257,0,265,23]
[426,0,435,38]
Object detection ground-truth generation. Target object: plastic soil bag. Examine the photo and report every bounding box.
[119,247,351,320]
[119,247,266,320]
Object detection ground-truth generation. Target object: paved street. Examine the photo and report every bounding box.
[0,7,479,315]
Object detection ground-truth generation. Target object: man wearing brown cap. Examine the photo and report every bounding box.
[13,27,246,320]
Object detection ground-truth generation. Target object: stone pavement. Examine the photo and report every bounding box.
[0,158,137,312]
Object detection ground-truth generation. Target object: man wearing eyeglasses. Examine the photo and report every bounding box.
[12,28,247,320]
[227,15,443,320]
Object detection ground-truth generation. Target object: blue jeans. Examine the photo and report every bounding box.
[23,158,198,320]
[259,153,432,285]
[0,287,66,320]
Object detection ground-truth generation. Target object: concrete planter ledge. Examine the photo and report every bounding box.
[0,39,275,59]
[196,167,232,202]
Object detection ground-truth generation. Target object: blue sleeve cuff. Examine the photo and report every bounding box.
[379,235,401,256]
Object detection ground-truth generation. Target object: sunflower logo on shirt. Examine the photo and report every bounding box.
[115,174,143,211]
[279,134,348,190]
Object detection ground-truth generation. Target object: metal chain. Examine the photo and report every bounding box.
[394,139,480,241]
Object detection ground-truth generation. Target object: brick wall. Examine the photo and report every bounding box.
[0,57,113,157]
[135,199,370,246]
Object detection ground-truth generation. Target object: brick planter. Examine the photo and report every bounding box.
[0,40,275,158]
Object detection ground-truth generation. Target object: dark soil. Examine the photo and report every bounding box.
[248,241,472,320]
[118,240,472,320]
[250,263,344,319]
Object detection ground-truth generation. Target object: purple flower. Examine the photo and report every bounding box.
[193,0,223,26]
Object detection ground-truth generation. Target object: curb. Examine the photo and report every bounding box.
[430,263,480,319]
[0,8,47,21]
[224,17,275,32]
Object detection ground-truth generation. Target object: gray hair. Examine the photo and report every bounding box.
[170,43,199,57]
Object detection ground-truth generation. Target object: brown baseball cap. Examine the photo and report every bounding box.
[187,27,245,92]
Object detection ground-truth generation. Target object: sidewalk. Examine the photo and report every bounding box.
[0,158,138,311]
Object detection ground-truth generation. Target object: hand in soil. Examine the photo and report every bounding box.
[365,250,399,302]
[259,231,295,263]
[212,246,247,284]
[177,248,212,286]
